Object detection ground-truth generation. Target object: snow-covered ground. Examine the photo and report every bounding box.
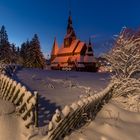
[1,68,139,140]
[0,68,110,140]
[64,100,140,140]
[13,68,110,127]
[0,99,29,140]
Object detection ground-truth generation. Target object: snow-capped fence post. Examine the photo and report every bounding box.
[34,91,39,127]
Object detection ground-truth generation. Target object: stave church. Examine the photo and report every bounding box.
[50,12,97,71]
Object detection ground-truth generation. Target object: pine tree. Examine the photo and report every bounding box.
[20,40,30,66]
[0,42,12,63]
[28,34,46,69]
[10,43,17,63]
[10,44,22,64]
[0,25,13,64]
[20,42,26,59]
[0,25,8,44]
[20,35,46,69]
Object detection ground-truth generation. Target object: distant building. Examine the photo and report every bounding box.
[50,12,97,71]
[97,57,112,72]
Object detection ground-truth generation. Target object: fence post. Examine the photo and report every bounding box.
[34,91,38,127]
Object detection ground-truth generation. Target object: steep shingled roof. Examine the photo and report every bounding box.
[51,38,59,56]
[58,39,80,54]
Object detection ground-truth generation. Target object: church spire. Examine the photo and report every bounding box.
[67,10,73,34]
[65,11,76,41]
[64,1,76,47]
[86,38,94,54]
[51,37,59,61]
[89,38,91,46]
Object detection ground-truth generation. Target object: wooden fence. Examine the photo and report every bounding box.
[0,73,38,128]
[0,64,115,139]
[45,83,114,140]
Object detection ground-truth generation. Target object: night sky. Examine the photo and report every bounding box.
[0,0,140,57]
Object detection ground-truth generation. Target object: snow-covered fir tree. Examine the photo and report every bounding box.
[21,34,46,69]
[0,25,13,64]
[0,25,8,43]
[30,34,46,68]
[11,43,18,64]
[0,25,20,64]
[11,44,22,64]
[20,40,30,66]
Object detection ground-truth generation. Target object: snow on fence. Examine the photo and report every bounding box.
[46,83,114,140]
[0,73,38,128]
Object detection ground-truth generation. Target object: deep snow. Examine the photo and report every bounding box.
[1,68,139,140]
[64,100,140,140]
[13,68,110,127]
[0,99,29,140]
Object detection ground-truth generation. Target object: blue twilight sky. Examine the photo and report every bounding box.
[0,0,140,57]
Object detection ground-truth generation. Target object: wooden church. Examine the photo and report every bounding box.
[50,12,97,71]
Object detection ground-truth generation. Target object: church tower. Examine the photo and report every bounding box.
[86,38,94,56]
[84,38,95,63]
[50,2,96,71]
[64,11,76,47]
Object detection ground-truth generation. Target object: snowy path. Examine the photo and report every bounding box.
[13,68,111,127]
[0,99,29,140]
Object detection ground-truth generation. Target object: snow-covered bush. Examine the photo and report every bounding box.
[113,94,140,112]
[106,27,140,101]
[111,77,140,97]
[106,28,140,79]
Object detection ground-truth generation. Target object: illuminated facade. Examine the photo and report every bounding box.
[51,13,96,71]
